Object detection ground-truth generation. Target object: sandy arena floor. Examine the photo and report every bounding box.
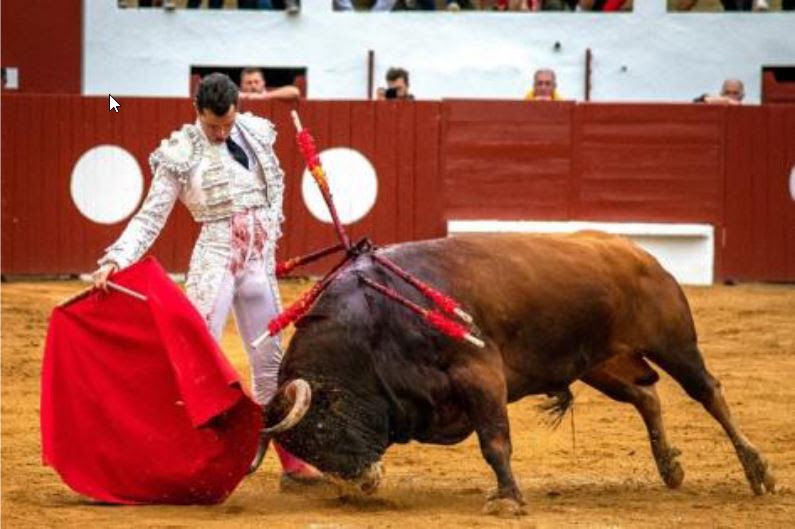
[2,279,794,528]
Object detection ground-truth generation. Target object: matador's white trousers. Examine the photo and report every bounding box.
[195,258,309,474]
[204,257,282,407]
[184,209,283,407]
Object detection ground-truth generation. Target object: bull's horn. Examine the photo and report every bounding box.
[264,379,312,434]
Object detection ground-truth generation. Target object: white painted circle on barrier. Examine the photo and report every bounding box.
[790,166,795,202]
[71,145,143,224]
[302,148,378,225]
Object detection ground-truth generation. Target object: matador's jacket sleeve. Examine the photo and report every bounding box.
[98,125,202,269]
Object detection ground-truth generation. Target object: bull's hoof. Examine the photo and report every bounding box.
[486,486,525,504]
[660,448,684,489]
[742,451,776,495]
[662,460,685,489]
[483,497,527,517]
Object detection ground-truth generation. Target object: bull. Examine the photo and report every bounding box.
[265,232,775,513]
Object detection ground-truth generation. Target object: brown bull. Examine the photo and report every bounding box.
[266,232,775,514]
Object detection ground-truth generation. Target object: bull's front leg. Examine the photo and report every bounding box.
[451,360,526,516]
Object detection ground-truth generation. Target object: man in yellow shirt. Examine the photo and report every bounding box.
[525,69,562,101]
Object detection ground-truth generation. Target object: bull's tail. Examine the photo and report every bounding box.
[537,387,574,430]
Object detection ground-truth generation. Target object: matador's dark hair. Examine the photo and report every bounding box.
[195,72,239,116]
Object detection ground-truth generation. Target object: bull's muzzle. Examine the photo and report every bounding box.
[328,461,384,496]
[264,378,312,434]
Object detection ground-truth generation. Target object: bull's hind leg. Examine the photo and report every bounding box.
[450,359,525,515]
[648,346,775,495]
[582,356,684,489]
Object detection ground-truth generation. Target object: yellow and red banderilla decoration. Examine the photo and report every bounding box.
[251,111,481,349]
[292,111,351,251]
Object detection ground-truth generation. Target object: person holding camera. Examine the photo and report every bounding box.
[376,67,415,100]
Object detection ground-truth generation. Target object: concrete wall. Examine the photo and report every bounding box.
[84,1,795,102]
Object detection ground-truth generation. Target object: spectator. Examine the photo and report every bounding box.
[270,0,301,13]
[525,69,562,101]
[675,0,769,10]
[238,68,301,101]
[134,0,176,7]
[187,0,278,8]
[528,0,571,9]
[694,79,745,105]
[578,0,631,9]
[187,0,223,7]
[338,0,399,10]
[239,0,273,7]
[376,67,415,100]
[398,0,469,11]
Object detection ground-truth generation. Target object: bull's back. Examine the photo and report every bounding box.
[381,232,695,393]
[384,231,671,309]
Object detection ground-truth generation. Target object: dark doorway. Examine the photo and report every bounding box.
[762,66,795,104]
[189,66,307,97]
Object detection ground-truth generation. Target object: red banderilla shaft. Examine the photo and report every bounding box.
[371,253,474,324]
[252,252,355,348]
[276,242,346,278]
[359,276,484,348]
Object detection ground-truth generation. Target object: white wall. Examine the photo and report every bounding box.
[84,0,795,103]
[447,220,715,285]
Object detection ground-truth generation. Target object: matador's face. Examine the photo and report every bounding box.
[198,105,237,144]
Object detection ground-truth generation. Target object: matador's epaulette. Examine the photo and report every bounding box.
[148,124,204,183]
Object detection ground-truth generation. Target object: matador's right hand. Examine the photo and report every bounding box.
[92,262,119,292]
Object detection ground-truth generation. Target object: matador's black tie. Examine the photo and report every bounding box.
[226,137,250,170]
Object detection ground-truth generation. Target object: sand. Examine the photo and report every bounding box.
[2,280,794,528]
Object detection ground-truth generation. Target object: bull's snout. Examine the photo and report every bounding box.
[356,461,384,494]
[329,461,384,496]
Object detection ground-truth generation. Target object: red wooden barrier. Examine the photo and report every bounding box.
[723,105,795,281]
[2,94,793,281]
[442,100,574,220]
[441,101,726,224]
[574,103,725,224]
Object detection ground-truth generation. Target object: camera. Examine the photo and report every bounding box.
[385,87,398,99]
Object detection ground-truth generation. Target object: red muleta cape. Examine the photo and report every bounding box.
[40,257,262,504]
